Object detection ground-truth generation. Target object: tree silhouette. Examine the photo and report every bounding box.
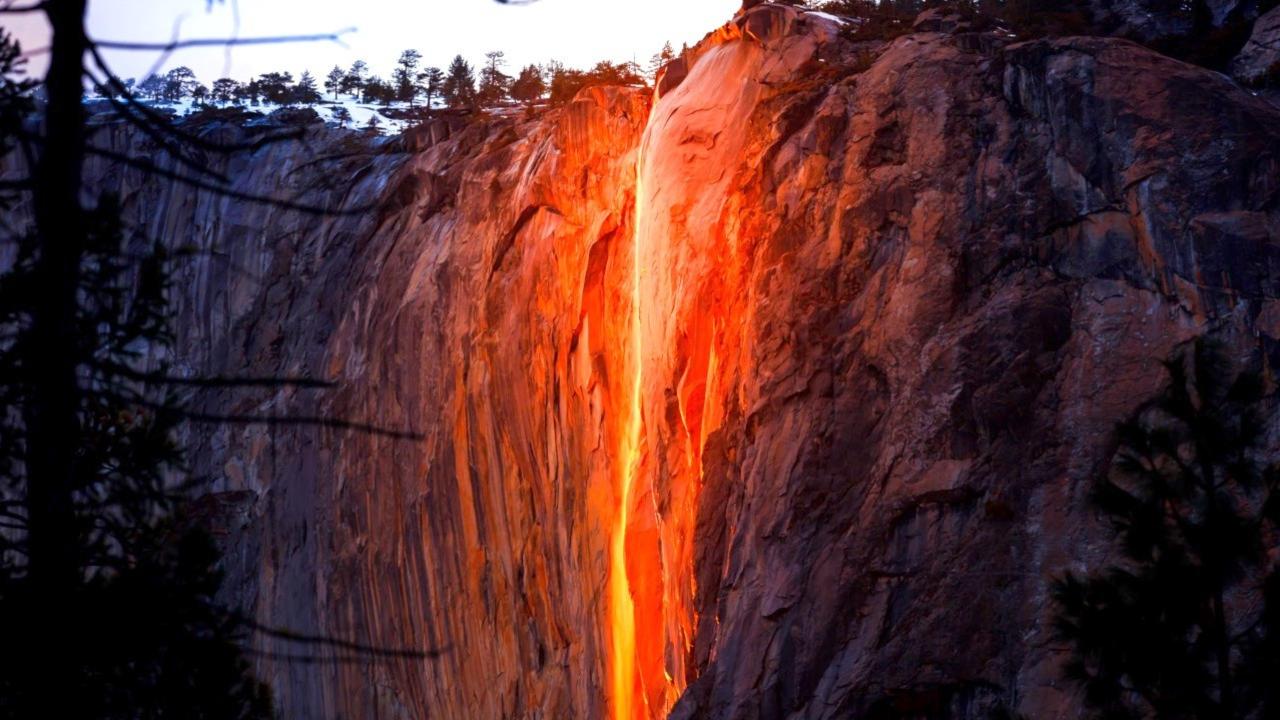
[255,71,294,105]
[163,66,197,101]
[1053,339,1280,719]
[293,70,321,105]
[477,50,510,107]
[0,4,436,718]
[647,41,675,82]
[418,66,444,109]
[393,49,422,106]
[0,204,277,720]
[510,64,546,109]
[361,75,394,106]
[545,60,643,106]
[443,54,476,109]
[211,78,240,105]
[324,65,344,101]
[0,28,32,207]
[137,73,164,102]
[341,59,368,98]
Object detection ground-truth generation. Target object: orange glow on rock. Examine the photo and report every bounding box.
[609,104,648,720]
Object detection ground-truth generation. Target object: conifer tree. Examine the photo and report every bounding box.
[393,49,422,105]
[647,41,675,82]
[325,65,345,100]
[418,66,444,109]
[256,71,294,105]
[477,50,511,107]
[510,64,546,109]
[342,59,368,97]
[298,70,322,104]
[443,55,476,109]
[1053,339,1280,719]
[211,78,240,105]
[162,66,197,101]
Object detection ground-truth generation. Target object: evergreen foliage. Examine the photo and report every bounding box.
[443,54,476,109]
[324,65,345,100]
[1052,340,1280,720]
[477,51,511,107]
[510,64,546,108]
[0,191,276,718]
[393,49,422,105]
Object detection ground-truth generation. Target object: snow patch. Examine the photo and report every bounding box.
[805,10,849,26]
[88,94,448,135]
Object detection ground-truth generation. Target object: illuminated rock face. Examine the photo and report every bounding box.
[77,4,1280,719]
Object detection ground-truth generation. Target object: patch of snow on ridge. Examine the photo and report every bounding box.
[84,94,446,135]
[805,10,848,25]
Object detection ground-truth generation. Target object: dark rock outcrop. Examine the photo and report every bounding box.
[1087,0,1260,40]
[1233,5,1280,84]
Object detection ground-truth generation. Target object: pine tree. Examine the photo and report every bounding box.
[331,105,352,128]
[162,66,197,102]
[138,73,165,102]
[0,184,275,719]
[0,28,34,213]
[647,41,675,82]
[293,70,320,105]
[418,66,444,109]
[324,65,345,101]
[443,54,476,109]
[256,71,294,105]
[393,49,422,106]
[211,78,240,105]
[342,59,368,97]
[1053,339,1280,719]
[476,50,510,108]
[236,79,261,106]
[360,76,394,106]
[510,64,546,109]
[545,60,583,106]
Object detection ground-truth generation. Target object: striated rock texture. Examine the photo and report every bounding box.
[76,93,650,719]
[55,3,1280,719]
[652,7,1280,720]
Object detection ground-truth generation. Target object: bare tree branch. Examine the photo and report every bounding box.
[22,28,357,57]
[241,617,442,659]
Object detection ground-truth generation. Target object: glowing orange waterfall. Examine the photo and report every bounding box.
[610,126,647,720]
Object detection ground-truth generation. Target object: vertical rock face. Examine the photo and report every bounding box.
[80,90,651,719]
[59,4,1280,719]
[650,6,1280,719]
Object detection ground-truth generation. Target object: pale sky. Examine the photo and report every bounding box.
[6,0,741,85]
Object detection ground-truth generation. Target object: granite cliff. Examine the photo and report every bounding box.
[64,4,1280,718]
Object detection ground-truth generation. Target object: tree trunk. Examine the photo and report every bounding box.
[26,0,88,709]
[1200,456,1235,719]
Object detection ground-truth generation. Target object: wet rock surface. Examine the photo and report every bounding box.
[42,4,1280,718]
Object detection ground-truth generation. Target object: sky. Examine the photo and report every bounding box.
[6,0,741,85]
